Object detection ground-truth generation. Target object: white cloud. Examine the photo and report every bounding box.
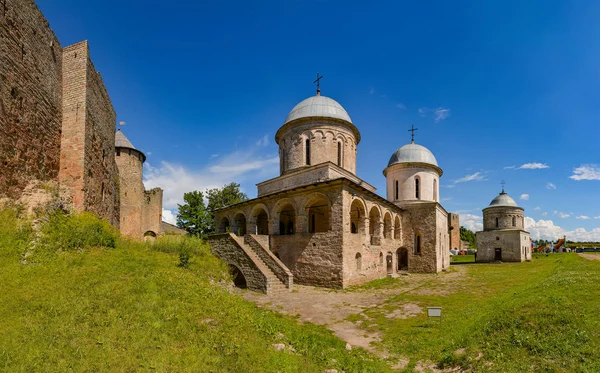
[534,207,541,211]
[541,212,548,217]
[553,211,571,219]
[525,217,600,241]
[569,164,600,181]
[576,215,591,220]
[143,138,279,210]
[520,194,529,200]
[162,209,177,225]
[433,107,450,122]
[517,163,549,170]
[459,213,483,232]
[395,103,406,110]
[255,134,270,147]
[546,182,556,190]
[417,107,450,122]
[453,172,486,184]
[210,154,219,159]
[504,166,516,170]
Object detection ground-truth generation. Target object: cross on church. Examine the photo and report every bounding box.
[314,73,323,95]
[501,180,506,193]
[408,125,418,143]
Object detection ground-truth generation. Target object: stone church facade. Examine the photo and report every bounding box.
[0,0,162,240]
[209,91,457,292]
[476,190,531,262]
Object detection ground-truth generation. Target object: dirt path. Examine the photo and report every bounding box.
[578,253,600,261]
[242,266,467,356]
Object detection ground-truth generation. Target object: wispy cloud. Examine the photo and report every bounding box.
[541,212,548,217]
[534,206,541,211]
[453,172,486,184]
[569,164,600,181]
[576,215,591,220]
[144,137,279,210]
[210,154,219,159]
[255,134,270,147]
[554,211,571,219]
[546,182,556,190]
[504,165,516,170]
[520,194,529,200]
[395,103,406,110]
[418,107,451,122]
[518,162,549,170]
[595,216,600,220]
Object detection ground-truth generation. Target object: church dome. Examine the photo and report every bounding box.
[488,191,519,207]
[284,95,352,125]
[387,142,438,168]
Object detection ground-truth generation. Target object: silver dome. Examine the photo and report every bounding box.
[387,142,439,167]
[488,191,519,207]
[284,95,352,125]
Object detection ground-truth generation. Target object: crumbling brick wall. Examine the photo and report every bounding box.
[59,41,119,226]
[142,187,163,237]
[0,0,62,198]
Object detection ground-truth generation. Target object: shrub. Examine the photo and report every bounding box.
[0,208,33,259]
[39,211,118,252]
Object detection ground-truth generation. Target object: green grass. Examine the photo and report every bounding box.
[0,210,392,372]
[353,253,600,372]
[451,254,475,263]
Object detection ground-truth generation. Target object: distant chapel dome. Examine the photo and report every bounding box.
[387,142,439,168]
[487,191,519,208]
[284,95,353,125]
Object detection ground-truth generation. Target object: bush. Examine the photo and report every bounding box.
[0,208,33,259]
[39,211,118,252]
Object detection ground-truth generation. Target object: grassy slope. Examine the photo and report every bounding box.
[0,210,391,373]
[356,254,600,372]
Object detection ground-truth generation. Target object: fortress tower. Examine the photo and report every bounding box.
[115,130,162,241]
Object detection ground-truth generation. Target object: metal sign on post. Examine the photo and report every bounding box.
[427,307,442,327]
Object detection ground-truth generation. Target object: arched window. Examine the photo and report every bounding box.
[305,138,311,165]
[379,252,383,265]
[415,177,420,199]
[433,179,438,202]
[512,216,516,227]
[355,253,362,270]
[337,142,342,167]
[414,234,421,255]
[395,180,399,200]
[495,217,499,228]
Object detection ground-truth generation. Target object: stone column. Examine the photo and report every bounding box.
[296,214,307,234]
[268,219,278,235]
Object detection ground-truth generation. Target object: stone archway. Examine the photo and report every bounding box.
[218,217,230,233]
[350,198,366,234]
[233,213,246,236]
[229,264,247,289]
[143,231,157,243]
[306,195,330,233]
[277,203,296,235]
[397,247,408,271]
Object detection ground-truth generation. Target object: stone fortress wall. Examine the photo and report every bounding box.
[0,0,162,238]
[0,0,63,199]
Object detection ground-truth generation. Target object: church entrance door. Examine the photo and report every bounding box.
[386,253,393,274]
[397,248,408,270]
[494,248,502,261]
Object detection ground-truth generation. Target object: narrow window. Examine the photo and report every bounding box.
[305,138,311,165]
[395,180,399,200]
[337,142,342,166]
[414,234,421,255]
[512,216,516,227]
[496,217,499,228]
[415,177,420,199]
[311,213,316,233]
[116,149,120,156]
[356,253,362,270]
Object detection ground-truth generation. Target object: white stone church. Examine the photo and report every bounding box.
[208,90,459,293]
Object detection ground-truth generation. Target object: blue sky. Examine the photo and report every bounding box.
[38,0,600,241]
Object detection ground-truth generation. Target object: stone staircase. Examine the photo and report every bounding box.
[229,234,292,294]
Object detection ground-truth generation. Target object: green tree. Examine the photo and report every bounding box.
[206,182,248,231]
[177,190,210,237]
[460,226,477,248]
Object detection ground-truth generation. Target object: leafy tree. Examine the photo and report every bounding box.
[460,226,477,248]
[177,183,248,237]
[177,190,210,237]
[206,182,248,231]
